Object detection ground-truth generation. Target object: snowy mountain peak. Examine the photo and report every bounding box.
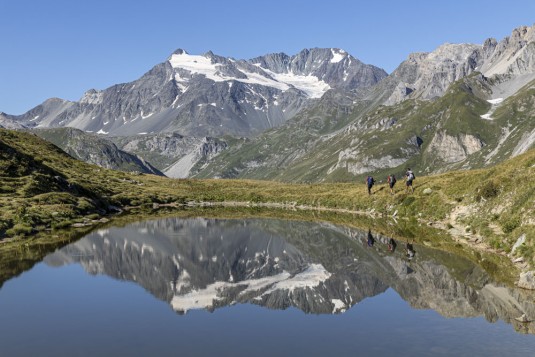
[330,48,348,63]
[172,48,189,56]
[12,48,386,137]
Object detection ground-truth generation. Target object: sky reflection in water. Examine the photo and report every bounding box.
[1,217,535,356]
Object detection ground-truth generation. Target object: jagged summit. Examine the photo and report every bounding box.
[375,24,535,105]
[171,48,188,56]
[11,48,386,137]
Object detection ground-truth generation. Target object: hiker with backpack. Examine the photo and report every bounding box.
[367,229,375,247]
[366,175,375,195]
[388,237,397,252]
[387,174,397,195]
[406,241,415,260]
[405,168,415,193]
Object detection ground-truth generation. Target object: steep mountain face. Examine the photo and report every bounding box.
[112,132,229,178]
[0,112,27,129]
[375,25,535,106]
[378,43,483,105]
[44,217,535,331]
[196,24,535,181]
[30,127,164,175]
[9,48,387,138]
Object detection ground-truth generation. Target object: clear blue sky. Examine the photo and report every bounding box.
[1,0,534,114]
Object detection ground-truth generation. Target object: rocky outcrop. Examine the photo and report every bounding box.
[427,131,485,163]
[113,132,228,178]
[31,127,164,175]
[378,24,535,106]
[480,25,535,77]
[329,150,409,175]
[378,43,483,105]
[517,271,535,290]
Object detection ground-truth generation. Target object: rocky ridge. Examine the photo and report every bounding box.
[112,132,228,178]
[8,48,387,138]
[30,127,164,175]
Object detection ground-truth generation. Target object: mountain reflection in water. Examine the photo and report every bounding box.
[44,217,535,333]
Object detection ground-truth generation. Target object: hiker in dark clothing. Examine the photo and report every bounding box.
[366,176,375,195]
[388,238,397,252]
[367,229,375,247]
[405,168,415,193]
[387,174,397,195]
[406,241,415,260]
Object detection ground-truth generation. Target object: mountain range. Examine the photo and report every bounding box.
[2,24,535,181]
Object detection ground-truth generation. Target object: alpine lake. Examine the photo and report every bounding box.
[1,209,535,356]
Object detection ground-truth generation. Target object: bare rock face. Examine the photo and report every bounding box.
[427,131,485,163]
[378,43,483,105]
[114,132,228,178]
[31,127,164,175]
[518,271,535,290]
[0,113,26,129]
[380,24,535,106]
[481,25,535,77]
[333,153,409,175]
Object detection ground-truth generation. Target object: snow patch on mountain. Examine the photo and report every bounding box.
[330,49,346,63]
[169,53,221,81]
[259,67,331,98]
[487,98,504,105]
[170,263,331,313]
[169,52,331,99]
[480,98,504,120]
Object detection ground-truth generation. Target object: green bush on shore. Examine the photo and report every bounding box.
[5,223,33,237]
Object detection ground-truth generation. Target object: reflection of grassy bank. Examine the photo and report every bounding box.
[0,206,517,288]
[1,129,534,278]
[0,225,95,287]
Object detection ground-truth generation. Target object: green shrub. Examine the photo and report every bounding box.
[76,198,95,213]
[501,215,521,233]
[0,185,15,193]
[5,223,33,236]
[402,196,415,206]
[476,180,499,202]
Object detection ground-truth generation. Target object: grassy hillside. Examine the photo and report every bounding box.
[195,73,534,184]
[1,129,534,275]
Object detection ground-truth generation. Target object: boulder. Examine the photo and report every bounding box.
[511,233,526,254]
[517,271,535,290]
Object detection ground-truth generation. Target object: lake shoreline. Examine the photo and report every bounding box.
[0,200,526,289]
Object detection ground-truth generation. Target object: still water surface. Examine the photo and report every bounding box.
[1,217,535,356]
